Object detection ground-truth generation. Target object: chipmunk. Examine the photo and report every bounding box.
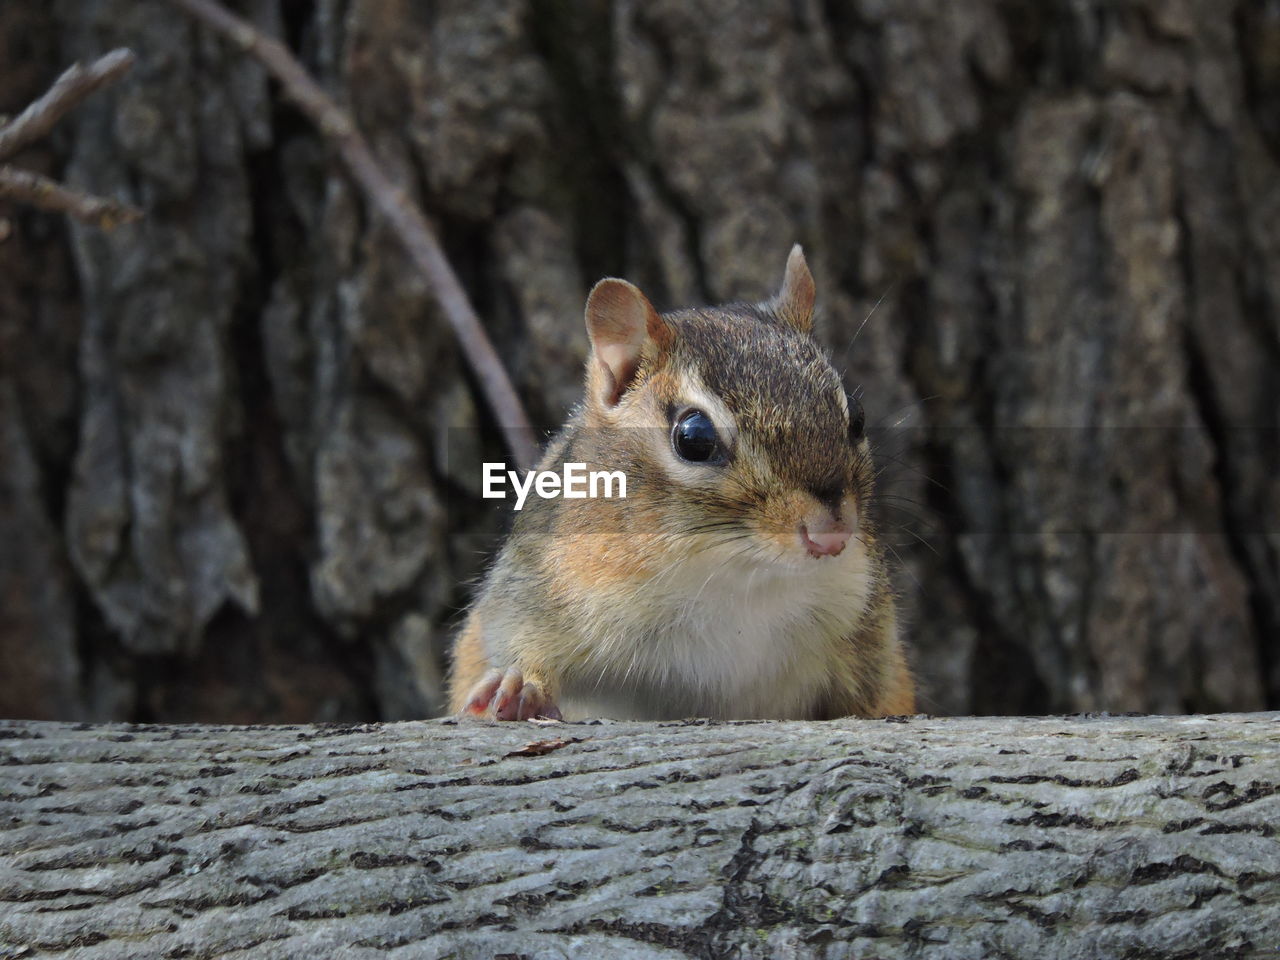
[448,245,914,721]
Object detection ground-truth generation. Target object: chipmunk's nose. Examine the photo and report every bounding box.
[800,520,852,558]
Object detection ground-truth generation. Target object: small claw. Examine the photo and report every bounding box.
[517,685,562,721]
[461,666,562,721]
[492,667,526,720]
[461,668,504,717]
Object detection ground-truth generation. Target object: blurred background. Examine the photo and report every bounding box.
[2,0,1277,722]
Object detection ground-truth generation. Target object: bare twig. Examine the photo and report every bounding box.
[0,167,143,231]
[0,49,137,162]
[164,0,539,470]
[0,48,143,233]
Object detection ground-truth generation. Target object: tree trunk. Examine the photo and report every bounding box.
[1,714,1277,958]
[1,1,1278,722]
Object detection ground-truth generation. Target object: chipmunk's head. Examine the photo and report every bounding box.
[579,245,874,567]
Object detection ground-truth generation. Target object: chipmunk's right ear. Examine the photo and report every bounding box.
[584,278,672,406]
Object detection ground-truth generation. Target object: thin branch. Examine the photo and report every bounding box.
[0,167,143,231]
[164,0,539,471]
[0,47,142,233]
[0,49,137,162]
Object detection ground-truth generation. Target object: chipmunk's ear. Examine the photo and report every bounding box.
[774,243,816,334]
[584,278,672,406]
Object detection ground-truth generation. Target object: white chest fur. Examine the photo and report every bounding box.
[556,542,874,720]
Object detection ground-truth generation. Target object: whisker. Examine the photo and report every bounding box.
[846,278,899,354]
[865,496,941,527]
[874,455,950,494]
[870,394,940,431]
[884,523,940,557]
[879,538,925,595]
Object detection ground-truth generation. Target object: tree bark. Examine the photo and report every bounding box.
[1,1,1279,722]
[1,714,1278,958]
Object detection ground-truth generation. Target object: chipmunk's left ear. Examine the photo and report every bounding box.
[774,243,816,334]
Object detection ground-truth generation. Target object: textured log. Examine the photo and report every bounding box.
[1,714,1278,958]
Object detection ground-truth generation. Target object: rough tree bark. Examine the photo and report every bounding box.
[1,714,1278,958]
[1,1,1279,723]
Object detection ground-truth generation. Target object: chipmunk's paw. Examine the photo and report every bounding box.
[461,667,562,721]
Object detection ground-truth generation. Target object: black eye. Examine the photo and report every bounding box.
[672,409,721,463]
[848,397,866,443]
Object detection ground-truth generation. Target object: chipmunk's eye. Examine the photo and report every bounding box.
[672,409,722,463]
[848,397,866,444]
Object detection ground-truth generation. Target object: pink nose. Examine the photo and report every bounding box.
[801,525,851,558]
